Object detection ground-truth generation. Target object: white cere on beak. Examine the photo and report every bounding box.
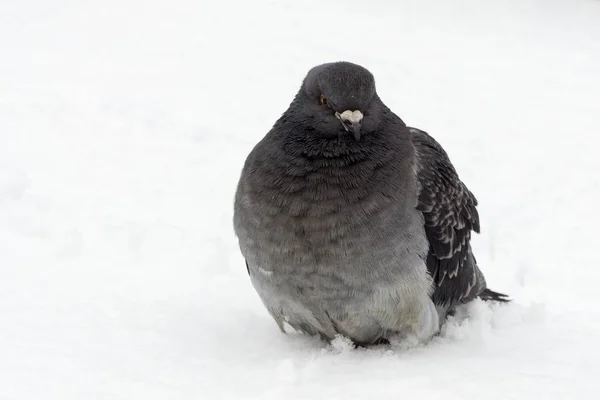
[336,110,363,123]
[335,110,363,140]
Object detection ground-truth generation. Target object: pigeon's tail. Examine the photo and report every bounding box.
[472,255,510,303]
[478,288,511,303]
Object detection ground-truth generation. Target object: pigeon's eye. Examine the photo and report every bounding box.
[319,94,329,107]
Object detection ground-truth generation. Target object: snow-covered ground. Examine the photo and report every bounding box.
[1,0,599,398]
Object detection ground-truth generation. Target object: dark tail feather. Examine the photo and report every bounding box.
[479,288,511,302]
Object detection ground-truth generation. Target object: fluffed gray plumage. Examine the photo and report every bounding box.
[233,61,508,346]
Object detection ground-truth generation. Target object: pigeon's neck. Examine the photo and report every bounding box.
[284,128,406,165]
[284,136,372,163]
[271,122,414,187]
[247,111,417,208]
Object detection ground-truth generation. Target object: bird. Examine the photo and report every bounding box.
[233,61,508,346]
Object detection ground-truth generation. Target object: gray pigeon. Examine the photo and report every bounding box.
[233,61,508,346]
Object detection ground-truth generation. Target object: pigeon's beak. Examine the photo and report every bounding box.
[336,110,363,141]
[348,121,362,141]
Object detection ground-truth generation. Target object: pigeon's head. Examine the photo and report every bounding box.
[294,61,384,141]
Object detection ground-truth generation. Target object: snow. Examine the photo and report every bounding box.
[1,0,599,398]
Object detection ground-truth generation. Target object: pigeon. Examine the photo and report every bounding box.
[233,61,508,346]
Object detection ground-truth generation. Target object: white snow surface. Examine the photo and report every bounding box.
[1,0,600,398]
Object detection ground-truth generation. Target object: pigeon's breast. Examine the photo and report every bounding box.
[234,154,429,282]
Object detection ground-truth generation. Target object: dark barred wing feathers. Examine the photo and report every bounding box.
[409,127,507,307]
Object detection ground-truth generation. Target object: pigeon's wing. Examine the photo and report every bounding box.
[409,127,486,307]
